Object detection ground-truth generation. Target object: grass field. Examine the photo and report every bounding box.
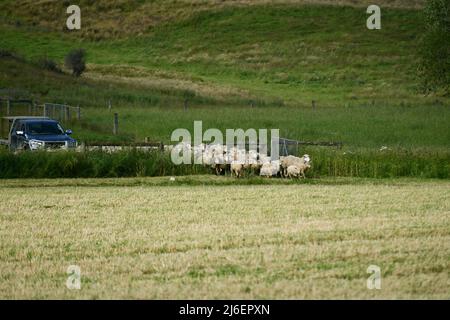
[0,177,448,299]
[1,2,449,149]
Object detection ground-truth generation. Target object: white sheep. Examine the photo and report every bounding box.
[280,154,310,177]
[193,144,205,164]
[231,161,244,178]
[286,165,300,178]
[260,160,281,178]
[287,162,311,179]
[230,148,245,178]
[260,162,273,177]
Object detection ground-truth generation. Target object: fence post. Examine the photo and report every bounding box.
[77,105,81,120]
[113,113,119,135]
[108,100,112,111]
[44,104,49,117]
[66,106,71,121]
[312,100,316,110]
[6,99,10,116]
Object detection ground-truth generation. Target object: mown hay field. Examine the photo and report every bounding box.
[0,177,448,299]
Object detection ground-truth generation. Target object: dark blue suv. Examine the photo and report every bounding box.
[8,117,77,151]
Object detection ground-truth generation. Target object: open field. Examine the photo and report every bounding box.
[0,177,448,299]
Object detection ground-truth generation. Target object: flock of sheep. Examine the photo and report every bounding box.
[179,143,312,179]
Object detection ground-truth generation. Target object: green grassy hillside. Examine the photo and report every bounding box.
[0,1,448,150]
[0,1,426,40]
[0,2,437,105]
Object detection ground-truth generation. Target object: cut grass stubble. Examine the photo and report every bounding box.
[0,179,448,299]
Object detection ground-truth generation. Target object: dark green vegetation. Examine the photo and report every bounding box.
[419,0,450,95]
[65,49,86,77]
[0,148,447,179]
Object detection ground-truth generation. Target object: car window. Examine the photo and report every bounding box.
[27,122,64,135]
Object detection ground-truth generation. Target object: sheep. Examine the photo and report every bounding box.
[260,160,281,178]
[271,160,281,176]
[286,162,311,179]
[230,148,245,178]
[231,161,244,178]
[193,143,205,164]
[249,159,262,174]
[298,162,311,178]
[286,165,300,178]
[260,162,273,177]
[280,154,311,177]
[202,147,215,166]
[213,152,229,175]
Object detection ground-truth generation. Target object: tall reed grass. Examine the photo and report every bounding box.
[0,149,448,179]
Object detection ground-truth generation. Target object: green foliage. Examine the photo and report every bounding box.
[0,149,448,179]
[36,57,62,73]
[306,148,450,179]
[0,150,211,179]
[0,48,17,58]
[419,0,450,95]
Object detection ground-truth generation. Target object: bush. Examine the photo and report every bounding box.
[65,49,86,77]
[0,149,448,179]
[0,49,14,58]
[0,48,24,61]
[37,57,62,73]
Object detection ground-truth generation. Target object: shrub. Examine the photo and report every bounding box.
[0,49,14,58]
[37,57,62,73]
[65,49,86,77]
[0,149,448,179]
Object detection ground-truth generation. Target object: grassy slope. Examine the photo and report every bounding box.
[0,178,448,299]
[0,3,440,106]
[2,56,449,148]
[0,1,426,39]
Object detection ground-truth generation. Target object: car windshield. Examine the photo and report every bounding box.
[27,122,64,135]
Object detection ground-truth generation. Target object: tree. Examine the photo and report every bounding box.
[419,0,450,95]
[65,49,86,77]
